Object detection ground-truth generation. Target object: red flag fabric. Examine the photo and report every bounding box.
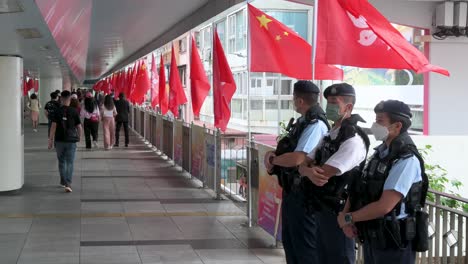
[33,79,39,92]
[190,36,210,117]
[316,0,449,76]
[158,55,168,115]
[168,45,188,118]
[27,79,34,92]
[133,61,151,105]
[213,30,236,132]
[248,4,343,80]
[124,67,132,97]
[129,61,140,103]
[150,53,159,109]
[23,78,28,96]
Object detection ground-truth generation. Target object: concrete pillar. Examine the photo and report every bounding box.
[38,77,62,124]
[428,39,468,135]
[0,56,24,191]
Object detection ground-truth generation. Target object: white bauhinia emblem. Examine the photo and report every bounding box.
[347,11,377,47]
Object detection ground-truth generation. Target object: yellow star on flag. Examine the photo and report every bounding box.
[283,31,289,36]
[256,14,272,30]
[275,35,281,41]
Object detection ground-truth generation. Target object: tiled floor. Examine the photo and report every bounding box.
[0,124,285,264]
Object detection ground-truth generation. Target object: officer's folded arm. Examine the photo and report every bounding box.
[341,190,403,227]
[271,151,307,168]
[299,163,340,186]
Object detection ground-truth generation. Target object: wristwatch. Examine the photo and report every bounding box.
[344,213,353,225]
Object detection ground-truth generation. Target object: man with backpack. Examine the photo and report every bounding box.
[48,91,82,193]
[44,92,60,137]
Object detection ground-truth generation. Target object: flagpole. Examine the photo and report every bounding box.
[312,0,321,104]
[246,2,253,228]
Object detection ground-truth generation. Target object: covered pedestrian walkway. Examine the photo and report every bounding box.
[0,124,284,264]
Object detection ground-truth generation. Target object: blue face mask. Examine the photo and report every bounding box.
[326,103,343,122]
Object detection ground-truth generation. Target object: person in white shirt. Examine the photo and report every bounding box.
[298,83,370,264]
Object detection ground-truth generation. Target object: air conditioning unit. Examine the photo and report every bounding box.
[435,2,454,28]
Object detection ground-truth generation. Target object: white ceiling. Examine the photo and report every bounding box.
[0,0,75,81]
[0,0,244,84]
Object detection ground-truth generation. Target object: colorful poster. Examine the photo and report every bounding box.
[155,114,163,150]
[173,120,183,166]
[191,125,205,181]
[257,144,283,241]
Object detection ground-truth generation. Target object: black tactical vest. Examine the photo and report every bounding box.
[303,114,370,214]
[351,133,428,221]
[350,133,429,250]
[271,105,330,193]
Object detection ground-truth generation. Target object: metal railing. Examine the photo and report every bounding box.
[129,106,467,263]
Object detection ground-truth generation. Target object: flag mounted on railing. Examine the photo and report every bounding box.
[150,53,159,109]
[129,60,140,103]
[316,0,449,76]
[190,36,210,117]
[248,3,343,80]
[159,54,169,115]
[168,45,188,118]
[134,61,151,105]
[213,30,236,132]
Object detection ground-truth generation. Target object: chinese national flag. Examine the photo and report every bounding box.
[190,36,210,117]
[158,55,168,115]
[168,45,187,118]
[134,61,151,105]
[213,30,236,132]
[125,67,132,97]
[150,53,159,109]
[316,0,449,76]
[129,60,140,103]
[248,4,343,80]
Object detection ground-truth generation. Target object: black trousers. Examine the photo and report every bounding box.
[282,190,320,264]
[115,121,129,146]
[84,119,99,148]
[317,210,356,264]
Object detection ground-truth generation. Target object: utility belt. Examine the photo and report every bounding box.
[359,210,429,252]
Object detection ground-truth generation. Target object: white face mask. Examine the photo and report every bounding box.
[370,122,389,141]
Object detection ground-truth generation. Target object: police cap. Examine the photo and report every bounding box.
[374,100,412,119]
[323,83,355,99]
[293,80,320,94]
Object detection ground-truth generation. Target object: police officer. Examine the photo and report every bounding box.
[264,80,329,264]
[337,100,428,264]
[299,83,370,264]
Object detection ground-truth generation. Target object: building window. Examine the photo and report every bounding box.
[281,80,292,95]
[228,14,236,53]
[265,10,308,40]
[281,100,293,110]
[178,66,186,87]
[228,9,246,54]
[216,19,227,49]
[232,99,242,113]
[251,100,262,110]
[179,39,187,53]
[236,9,246,52]
[265,100,278,110]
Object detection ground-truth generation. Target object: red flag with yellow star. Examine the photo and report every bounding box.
[248,4,343,80]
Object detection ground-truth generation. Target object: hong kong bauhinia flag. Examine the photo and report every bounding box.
[316,0,449,76]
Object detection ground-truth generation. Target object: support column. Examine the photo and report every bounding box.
[38,77,62,124]
[428,39,468,135]
[0,56,24,191]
